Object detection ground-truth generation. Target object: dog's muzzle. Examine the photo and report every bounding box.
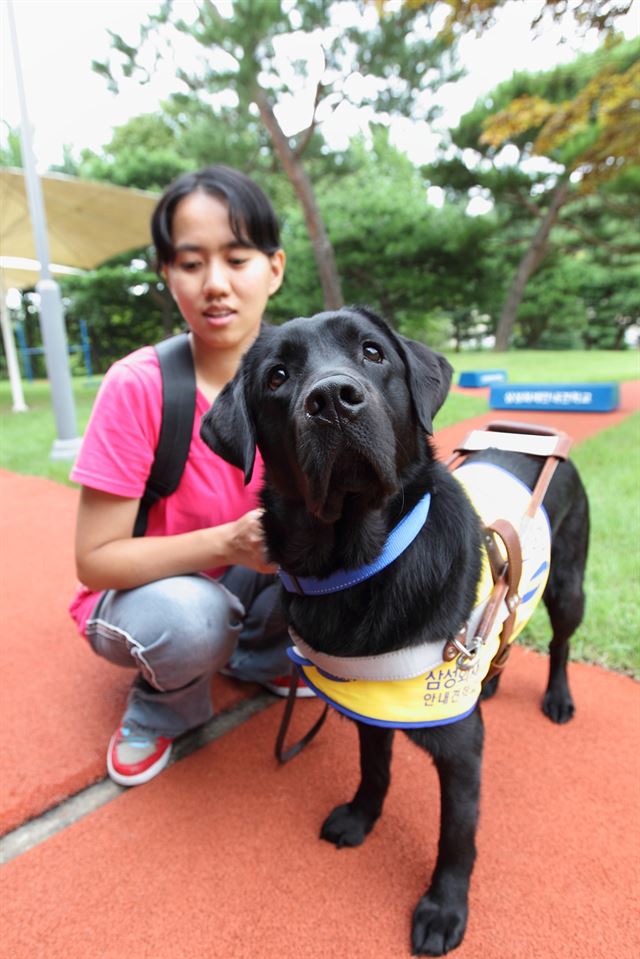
[303,373,365,426]
[294,372,398,522]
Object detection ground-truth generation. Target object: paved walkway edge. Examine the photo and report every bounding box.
[0,690,276,865]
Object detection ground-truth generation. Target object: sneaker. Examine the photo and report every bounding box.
[107,723,174,787]
[262,674,316,699]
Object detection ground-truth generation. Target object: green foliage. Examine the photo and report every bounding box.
[94,0,461,166]
[425,36,640,350]
[300,132,497,342]
[578,258,640,349]
[410,0,634,42]
[0,124,22,166]
[268,203,323,323]
[60,266,183,371]
[159,0,459,118]
[7,266,181,376]
[479,40,640,188]
[78,146,191,192]
[90,0,465,306]
[450,36,640,158]
[5,5,638,360]
[513,256,588,349]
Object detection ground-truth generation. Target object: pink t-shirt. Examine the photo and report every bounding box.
[68,345,264,635]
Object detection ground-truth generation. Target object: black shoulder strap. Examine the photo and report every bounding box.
[133,333,197,537]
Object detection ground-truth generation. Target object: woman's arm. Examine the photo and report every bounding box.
[75,487,275,591]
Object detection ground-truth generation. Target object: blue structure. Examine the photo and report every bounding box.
[15,319,93,381]
[458,370,507,388]
[489,383,620,412]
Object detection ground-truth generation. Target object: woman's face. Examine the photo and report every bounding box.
[163,190,285,358]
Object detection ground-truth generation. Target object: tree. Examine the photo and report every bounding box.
[58,258,182,372]
[426,36,640,349]
[93,0,460,310]
[405,0,638,348]
[484,37,639,348]
[0,124,22,167]
[399,0,633,37]
[290,128,498,346]
[27,126,500,364]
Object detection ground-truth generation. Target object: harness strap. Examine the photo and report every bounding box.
[480,519,523,680]
[274,665,329,764]
[446,419,572,471]
[133,333,196,537]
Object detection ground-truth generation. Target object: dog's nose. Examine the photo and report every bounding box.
[304,375,365,423]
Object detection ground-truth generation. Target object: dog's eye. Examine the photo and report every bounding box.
[363,341,384,363]
[267,366,288,390]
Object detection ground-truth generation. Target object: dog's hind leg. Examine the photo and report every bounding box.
[541,495,589,724]
[320,722,394,848]
[408,707,484,957]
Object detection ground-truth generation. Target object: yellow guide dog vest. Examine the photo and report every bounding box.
[288,463,551,728]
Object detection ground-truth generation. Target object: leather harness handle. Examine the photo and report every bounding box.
[446,420,572,472]
[446,421,573,683]
[525,456,561,518]
[468,518,522,683]
[274,666,329,764]
[486,519,522,598]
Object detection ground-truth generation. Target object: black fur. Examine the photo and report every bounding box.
[201,306,589,956]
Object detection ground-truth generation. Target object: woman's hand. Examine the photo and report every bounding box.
[75,488,276,591]
[223,508,276,574]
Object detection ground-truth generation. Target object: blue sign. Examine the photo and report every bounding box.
[489,383,620,412]
[458,370,508,388]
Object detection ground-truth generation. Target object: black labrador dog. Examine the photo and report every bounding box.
[201,306,588,956]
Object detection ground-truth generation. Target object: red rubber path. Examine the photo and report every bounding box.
[1,381,638,958]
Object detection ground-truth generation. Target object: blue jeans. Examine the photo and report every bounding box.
[86,568,290,738]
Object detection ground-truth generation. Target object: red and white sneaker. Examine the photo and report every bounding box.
[107,723,174,786]
[262,674,316,699]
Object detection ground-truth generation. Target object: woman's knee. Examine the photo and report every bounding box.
[88,576,245,690]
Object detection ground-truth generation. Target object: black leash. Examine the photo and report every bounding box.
[274,665,329,764]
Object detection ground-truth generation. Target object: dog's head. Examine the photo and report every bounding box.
[201,306,452,523]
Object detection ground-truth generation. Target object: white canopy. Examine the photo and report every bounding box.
[0,167,159,286]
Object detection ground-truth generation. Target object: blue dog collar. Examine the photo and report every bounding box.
[278,491,431,595]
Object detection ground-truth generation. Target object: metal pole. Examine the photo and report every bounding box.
[7,0,82,459]
[0,289,28,412]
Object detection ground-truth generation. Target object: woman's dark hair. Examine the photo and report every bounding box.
[151,165,281,268]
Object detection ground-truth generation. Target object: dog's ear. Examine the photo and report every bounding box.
[400,338,453,435]
[200,370,256,484]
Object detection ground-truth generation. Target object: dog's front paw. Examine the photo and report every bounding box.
[320,802,377,848]
[411,894,467,956]
[542,687,575,724]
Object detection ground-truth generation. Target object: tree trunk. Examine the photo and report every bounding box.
[254,87,344,310]
[148,284,176,335]
[494,177,570,351]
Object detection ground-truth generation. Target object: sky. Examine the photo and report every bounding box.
[1,0,639,172]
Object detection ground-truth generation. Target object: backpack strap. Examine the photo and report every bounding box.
[133,333,197,537]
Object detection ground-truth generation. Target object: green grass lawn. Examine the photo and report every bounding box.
[444,349,640,383]
[1,358,639,677]
[0,378,100,485]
